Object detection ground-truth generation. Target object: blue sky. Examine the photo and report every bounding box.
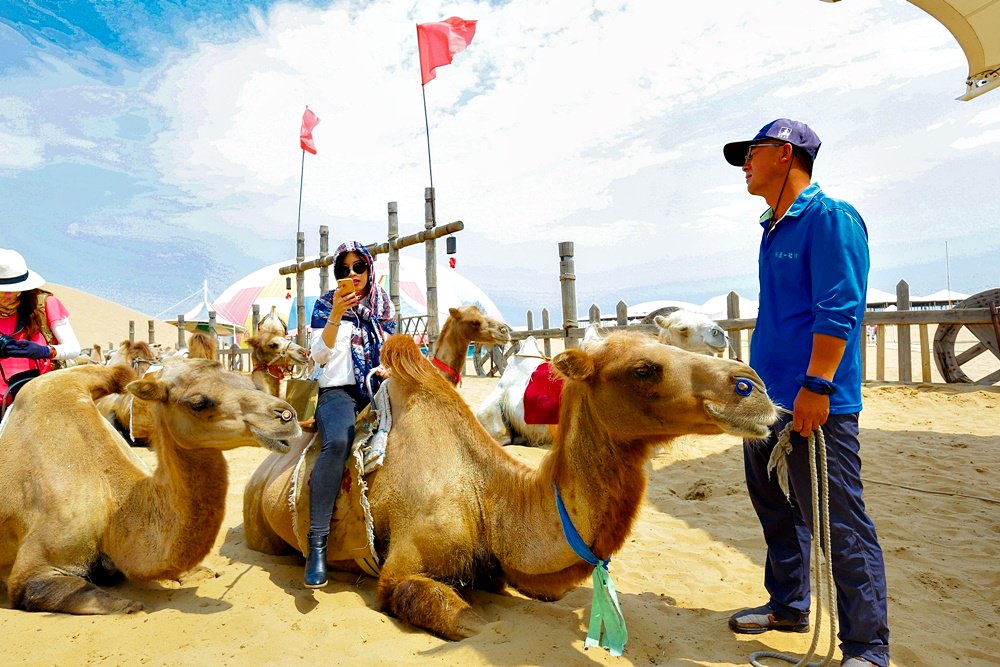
[1,0,997,325]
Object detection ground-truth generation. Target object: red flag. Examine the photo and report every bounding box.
[416,17,477,86]
[300,107,320,154]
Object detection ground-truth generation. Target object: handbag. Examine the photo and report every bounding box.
[284,377,319,422]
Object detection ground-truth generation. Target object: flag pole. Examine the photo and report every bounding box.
[296,149,306,238]
[421,84,434,189]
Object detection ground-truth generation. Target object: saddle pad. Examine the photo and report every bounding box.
[290,404,380,576]
[523,361,564,425]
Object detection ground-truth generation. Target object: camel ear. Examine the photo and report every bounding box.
[653,315,669,328]
[449,307,461,318]
[552,348,594,382]
[127,378,168,402]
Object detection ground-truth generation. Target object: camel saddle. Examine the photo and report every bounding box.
[523,361,564,425]
[289,404,381,577]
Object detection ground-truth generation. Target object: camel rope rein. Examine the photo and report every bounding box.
[749,423,837,667]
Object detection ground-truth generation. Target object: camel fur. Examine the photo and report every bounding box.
[0,360,300,615]
[243,330,776,640]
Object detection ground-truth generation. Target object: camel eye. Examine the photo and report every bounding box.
[631,362,659,379]
[187,395,216,411]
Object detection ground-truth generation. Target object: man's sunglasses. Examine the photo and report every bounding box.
[334,260,369,279]
[744,142,787,163]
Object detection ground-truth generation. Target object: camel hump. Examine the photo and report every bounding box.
[381,334,441,388]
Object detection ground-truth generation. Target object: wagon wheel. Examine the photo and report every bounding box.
[933,288,1000,385]
[472,341,514,377]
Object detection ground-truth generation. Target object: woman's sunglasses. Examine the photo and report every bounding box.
[333,260,369,279]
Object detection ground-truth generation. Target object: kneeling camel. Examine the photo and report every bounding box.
[244,330,776,640]
[0,360,300,614]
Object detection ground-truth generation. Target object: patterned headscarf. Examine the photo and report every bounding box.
[310,242,396,399]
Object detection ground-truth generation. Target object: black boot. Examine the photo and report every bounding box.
[304,532,328,588]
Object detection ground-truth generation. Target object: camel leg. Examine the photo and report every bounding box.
[376,546,487,640]
[8,544,141,614]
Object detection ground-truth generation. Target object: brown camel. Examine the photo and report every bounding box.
[0,360,300,615]
[246,330,310,398]
[243,330,776,639]
[430,305,511,384]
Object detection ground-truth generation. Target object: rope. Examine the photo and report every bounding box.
[749,423,837,667]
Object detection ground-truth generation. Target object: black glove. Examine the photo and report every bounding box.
[0,333,16,358]
[1,339,52,360]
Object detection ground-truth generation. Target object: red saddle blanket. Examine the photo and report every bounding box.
[523,361,564,425]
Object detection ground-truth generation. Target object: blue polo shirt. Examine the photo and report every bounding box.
[749,183,869,414]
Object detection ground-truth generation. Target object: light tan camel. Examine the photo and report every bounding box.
[243,330,776,639]
[430,305,511,384]
[93,340,161,444]
[0,360,300,614]
[246,330,310,398]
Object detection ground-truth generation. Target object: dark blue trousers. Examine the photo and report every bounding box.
[743,413,890,666]
[308,385,367,537]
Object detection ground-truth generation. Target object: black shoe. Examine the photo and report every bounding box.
[304,533,328,589]
[729,604,809,634]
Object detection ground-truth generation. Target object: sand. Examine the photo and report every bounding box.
[2,290,998,666]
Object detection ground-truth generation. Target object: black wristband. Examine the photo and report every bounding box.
[796,374,837,395]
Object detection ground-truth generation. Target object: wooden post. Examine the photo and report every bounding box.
[896,280,912,383]
[559,241,578,349]
[589,304,601,324]
[876,324,886,381]
[148,320,155,344]
[860,330,867,381]
[295,232,307,347]
[526,310,534,331]
[919,323,931,382]
[252,304,260,335]
[424,188,439,350]
[209,311,218,339]
[388,202,401,329]
[177,316,186,350]
[319,225,330,296]
[616,301,628,326]
[129,321,135,343]
[727,292,742,360]
[542,309,552,358]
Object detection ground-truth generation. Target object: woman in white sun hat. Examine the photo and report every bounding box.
[0,248,81,408]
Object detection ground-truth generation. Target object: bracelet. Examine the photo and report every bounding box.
[796,374,836,395]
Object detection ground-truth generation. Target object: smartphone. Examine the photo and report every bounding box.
[337,277,355,293]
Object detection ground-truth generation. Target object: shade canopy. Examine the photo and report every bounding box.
[826,0,1000,99]
[212,255,505,336]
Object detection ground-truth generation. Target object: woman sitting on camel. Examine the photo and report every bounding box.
[0,248,81,410]
[304,241,395,588]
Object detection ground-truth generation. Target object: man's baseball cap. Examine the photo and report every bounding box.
[723,119,821,167]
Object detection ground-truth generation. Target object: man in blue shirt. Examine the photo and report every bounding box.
[722,119,889,667]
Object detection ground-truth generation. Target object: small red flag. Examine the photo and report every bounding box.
[300,107,320,154]
[416,17,477,86]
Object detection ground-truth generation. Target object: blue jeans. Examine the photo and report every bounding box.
[308,385,367,537]
[743,413,890,666]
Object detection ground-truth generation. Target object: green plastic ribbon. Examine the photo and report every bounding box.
[553,483,628,656]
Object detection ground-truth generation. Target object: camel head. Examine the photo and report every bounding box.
[653,310,729,355]
[126,358,300,453]
[258,305,288,336]
[553,331,776,442]
[245,331,309,367]
[445,305,511,346]
[108,340,160,375]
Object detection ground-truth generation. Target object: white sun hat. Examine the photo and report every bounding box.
[0,248,46,292]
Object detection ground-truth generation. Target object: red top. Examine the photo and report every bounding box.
[0,294,70,398]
